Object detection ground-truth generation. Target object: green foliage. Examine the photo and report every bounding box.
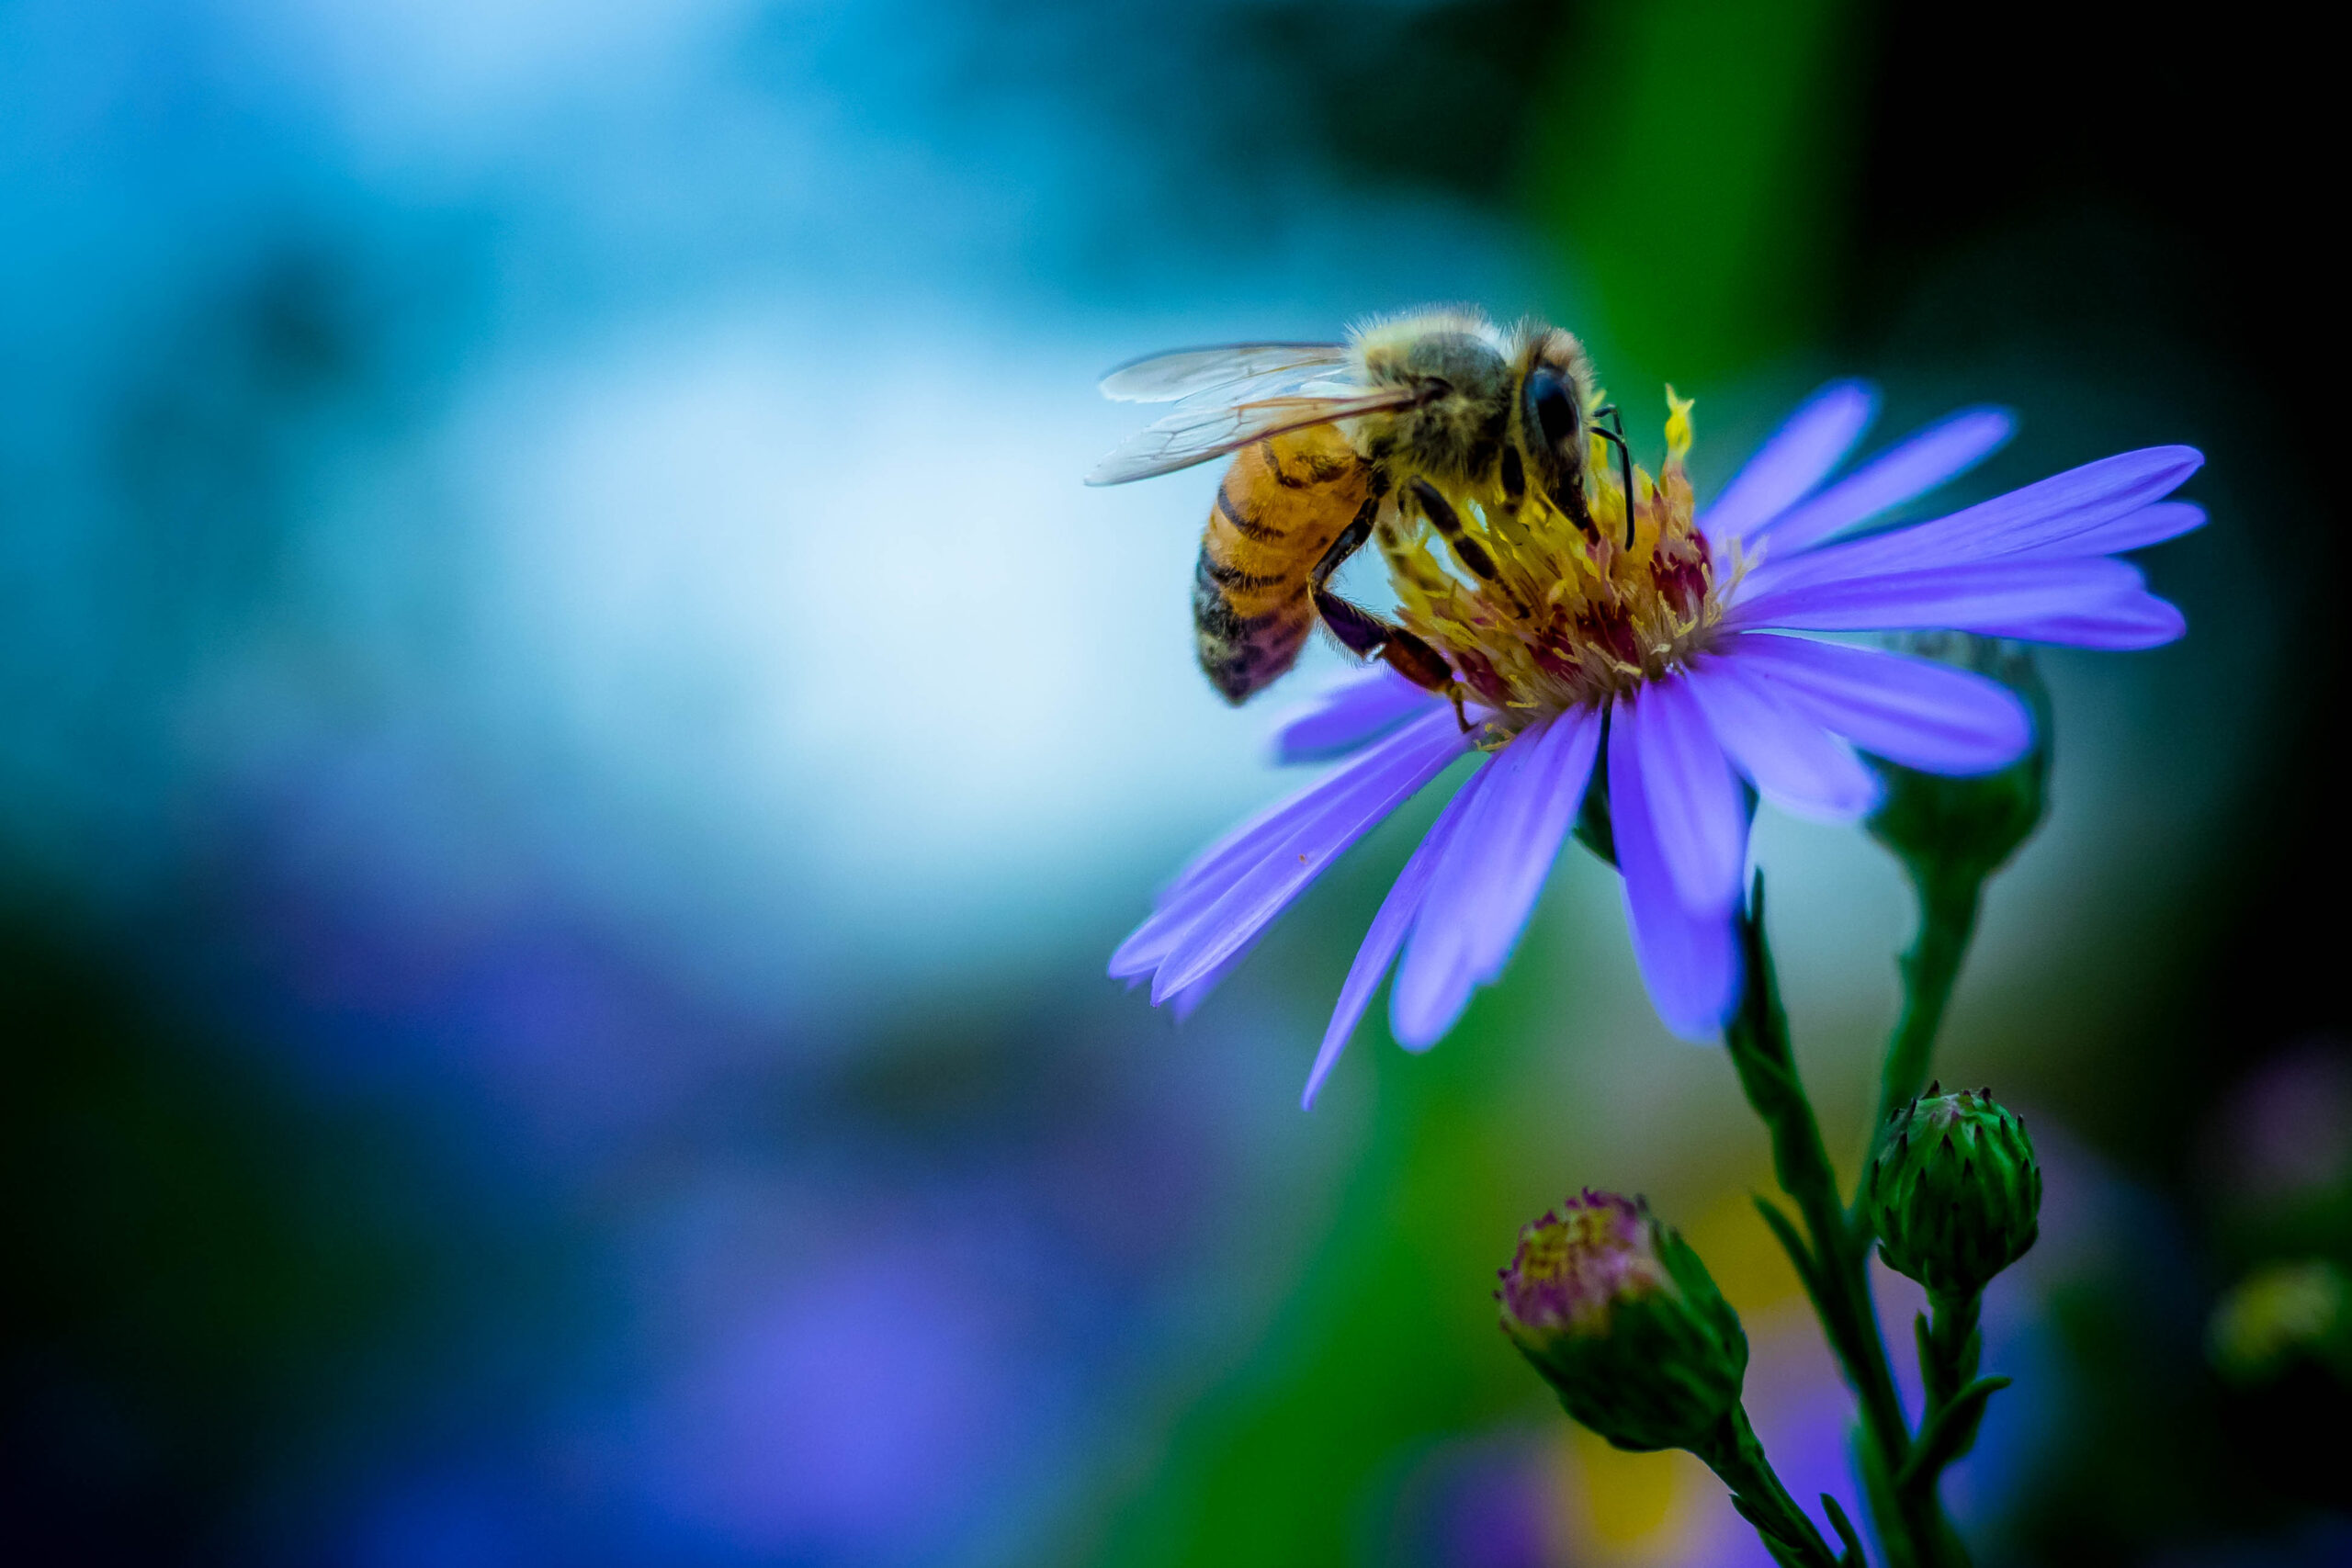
[1526,0,1863,386]
[1073,991,1550,1568]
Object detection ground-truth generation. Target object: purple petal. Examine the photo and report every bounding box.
[1734,557,2188,649]
[1270,668,1441,763]
[1684,656,1882,821]
[1147,713,1470,1001]
[1626,677,1749,914]
[1381,742,1514,1054]
[1167,942,1251,1021]
[1609,712,1743,1039]
[1956,593,2188,649]
[1737,446,2203,602]
[1701,379,1879,545]
[1724,634,2032,774]
[1302,769,1485,1109]
[1111,708,1466,980]
[2007,500,2206,561]
[1453,709,1604,985]
[1757,408,2014,556]
[1389,707,1604,1049]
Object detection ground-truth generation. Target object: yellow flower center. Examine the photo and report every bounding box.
[1381,391,1736,739]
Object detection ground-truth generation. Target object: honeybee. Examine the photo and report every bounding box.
[1087,308,1635,707]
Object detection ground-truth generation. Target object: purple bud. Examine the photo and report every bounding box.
[1498,1192,1669,1337]
[1498,1191,1747,1453]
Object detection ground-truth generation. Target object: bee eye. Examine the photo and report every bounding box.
[1528,369,1580,453]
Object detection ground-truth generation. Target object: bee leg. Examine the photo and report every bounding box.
[1310,502,1379,595]
[1375,622,1453,694]
[1314,581,1465,720]
[1384,627,1471,731]
[1408,480,1530,617]
[1311,585,1393,661]
[1305,510,1392,660]
[1588,407,1638,550]
[1309,497,1466,727]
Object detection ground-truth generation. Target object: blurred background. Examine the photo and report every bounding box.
[5,1,2346,1563]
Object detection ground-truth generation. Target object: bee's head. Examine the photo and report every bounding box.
[1509,327,1598,523]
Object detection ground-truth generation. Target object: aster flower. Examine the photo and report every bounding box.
[1111,382,2204,1106]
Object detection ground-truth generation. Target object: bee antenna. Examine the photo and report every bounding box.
[1588,405,1637,549]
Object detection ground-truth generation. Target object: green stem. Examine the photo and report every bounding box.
[1920,1290,1983,1413]
[1728,885,1910,1467]
[1696,1404,1842,1568]
[1900,1290,2004,1519]
[1864,880,1992,1568]
[1868,874,1980,1156]
[1732,879,1975,1568]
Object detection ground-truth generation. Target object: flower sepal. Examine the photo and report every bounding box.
[1865,634,2051,896]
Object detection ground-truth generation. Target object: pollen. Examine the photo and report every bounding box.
[1383,390,1733,738]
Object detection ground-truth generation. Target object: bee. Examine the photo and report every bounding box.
[1087,307,1636,708]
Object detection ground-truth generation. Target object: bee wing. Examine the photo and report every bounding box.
[1085,388,1425,486]
[1098,343,1351,403]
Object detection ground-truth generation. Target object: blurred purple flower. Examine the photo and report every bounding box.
[639,1238,1036,1564]
[1382,1431,1562,1568]
[1112,384,2204,1105]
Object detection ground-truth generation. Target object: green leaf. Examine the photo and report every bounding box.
[1755,1196,1828,1310]
[1727,1483,1838,1568]
[1727,879,1840,1213]
[1821,1492,1868,1567]
[1851,1426,1917,1568]
[1899,1375,2012,1493]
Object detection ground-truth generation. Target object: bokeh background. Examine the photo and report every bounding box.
[6,2,2346,1563]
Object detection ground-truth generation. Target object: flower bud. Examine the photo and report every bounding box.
[1497,1190,1747,1452]
[1865,636,2050,890]
[1868,1084,2041,1298]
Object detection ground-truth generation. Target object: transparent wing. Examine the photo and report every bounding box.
[1098,343,1351,403]
[1085,388,1424,486]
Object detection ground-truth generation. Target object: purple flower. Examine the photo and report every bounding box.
[1498,1191,1669,1338]
[1112,383,2204,1106]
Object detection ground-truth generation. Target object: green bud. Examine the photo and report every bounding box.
[1869,1083,2042,1298]
[1866,635,2050,891]
[1497,1190,1747,1452]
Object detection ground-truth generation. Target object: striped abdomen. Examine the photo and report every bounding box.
[1193,427,1372,704]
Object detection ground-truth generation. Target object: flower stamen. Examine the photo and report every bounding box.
[1388,392,1724,733]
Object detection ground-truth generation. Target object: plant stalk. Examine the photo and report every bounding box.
[1869,874,1981,1157]
[1732,878,1975,1568]
[1695,1405,1843,1568]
